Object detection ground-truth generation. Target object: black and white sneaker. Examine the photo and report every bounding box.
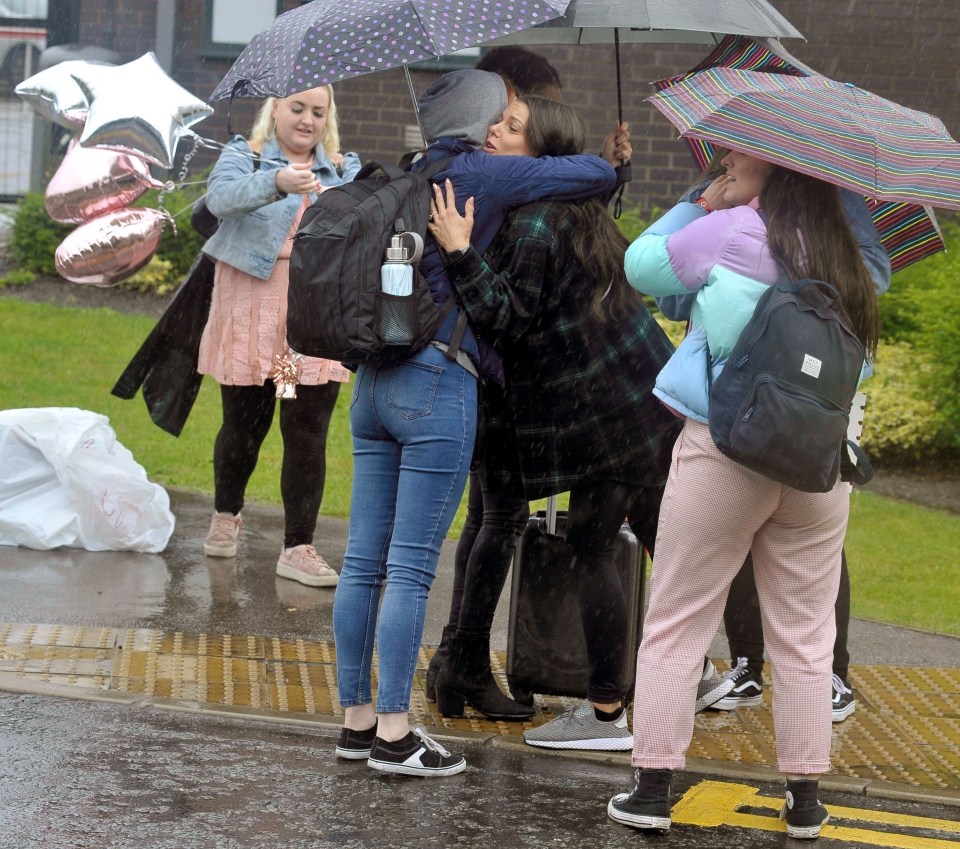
[711,657,763,710]
[335,722,377,760]
[780,779,829,839]
[367,727,466,777]
[607,768,672,832]
[831,674,857,722]
[695,658,735,713]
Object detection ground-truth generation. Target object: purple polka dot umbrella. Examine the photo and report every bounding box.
[209,0,572,102]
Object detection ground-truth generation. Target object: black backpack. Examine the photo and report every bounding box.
[287,156,464,365]
[708,273,873,493]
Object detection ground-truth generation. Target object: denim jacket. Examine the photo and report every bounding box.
[201,136,361,280]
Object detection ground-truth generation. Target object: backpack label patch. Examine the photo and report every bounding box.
[801,353,823,379]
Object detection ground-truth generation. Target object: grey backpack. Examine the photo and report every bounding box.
[708,274,873,493]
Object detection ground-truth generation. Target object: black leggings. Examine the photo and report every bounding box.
[724,548,851,680]
[213,381,341,548]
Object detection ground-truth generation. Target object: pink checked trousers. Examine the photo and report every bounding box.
[632,419,848,775]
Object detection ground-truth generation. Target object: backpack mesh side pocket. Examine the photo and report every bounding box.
[376,291,419,346]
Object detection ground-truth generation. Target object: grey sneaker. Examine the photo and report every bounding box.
[203,512,243,557]
[523,699,632,751]
[695,658,735,713]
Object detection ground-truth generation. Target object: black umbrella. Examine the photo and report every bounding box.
[483,0,804,208]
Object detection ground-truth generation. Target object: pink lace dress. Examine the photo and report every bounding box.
[197,196,349,387]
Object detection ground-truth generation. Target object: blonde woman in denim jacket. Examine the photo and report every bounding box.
[198,85,360,587]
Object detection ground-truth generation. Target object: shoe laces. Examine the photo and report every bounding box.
[209,513,241,542]
[412,727,451,757]
[832,673,852,696]
[723,656,751,682]
[284,544,332,574]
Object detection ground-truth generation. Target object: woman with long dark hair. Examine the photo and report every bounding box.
[607,150,881,838]
[428,95,681,748]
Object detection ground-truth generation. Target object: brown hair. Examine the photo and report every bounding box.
[518,95,636,318]
[761,167,881,357]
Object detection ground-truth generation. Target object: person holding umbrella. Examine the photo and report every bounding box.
[427,94,681,745]
[607,148,880,837]
[660,151,892,725]
[424,45,645,724]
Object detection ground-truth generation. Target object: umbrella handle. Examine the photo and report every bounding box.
[613,161,631,220]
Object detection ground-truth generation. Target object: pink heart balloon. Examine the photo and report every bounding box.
[45,139,164,224]
[55,208,171,287]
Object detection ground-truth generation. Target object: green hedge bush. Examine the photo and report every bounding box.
[6,192,73,276]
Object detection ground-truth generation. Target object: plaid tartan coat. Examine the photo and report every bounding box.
[446,201,682,500]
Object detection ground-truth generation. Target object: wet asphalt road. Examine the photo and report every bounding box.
[4,690,955,849]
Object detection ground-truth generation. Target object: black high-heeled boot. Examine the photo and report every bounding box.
[435,634,534,721]
[425,624,456,702]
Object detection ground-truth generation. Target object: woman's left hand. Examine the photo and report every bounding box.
[428,179,473,253]
[602,121,632,166]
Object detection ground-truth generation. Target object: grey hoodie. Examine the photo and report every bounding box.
[417,69,508,147]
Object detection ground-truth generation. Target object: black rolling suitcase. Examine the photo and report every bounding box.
[506,496,646,704]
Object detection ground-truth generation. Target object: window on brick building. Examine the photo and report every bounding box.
[202,0,283,58]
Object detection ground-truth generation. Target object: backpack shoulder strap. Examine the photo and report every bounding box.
[355,160,406,181]
[407,154,458,182]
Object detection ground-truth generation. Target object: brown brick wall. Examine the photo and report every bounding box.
[71,0,960,211]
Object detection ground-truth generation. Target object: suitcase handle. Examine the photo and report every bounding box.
[545,494,558,536]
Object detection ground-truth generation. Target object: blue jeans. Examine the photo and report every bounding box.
[333,345,477,713]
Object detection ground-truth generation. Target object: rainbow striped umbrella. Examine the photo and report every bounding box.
[649,66,960,208]
[655,53,946,271]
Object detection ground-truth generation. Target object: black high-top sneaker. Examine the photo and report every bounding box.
[780,779,830,838]
[607,768,672,831]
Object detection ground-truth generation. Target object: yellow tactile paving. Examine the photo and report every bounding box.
[0,621,958,794]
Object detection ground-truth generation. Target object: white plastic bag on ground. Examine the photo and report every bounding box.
[0,407,175,552]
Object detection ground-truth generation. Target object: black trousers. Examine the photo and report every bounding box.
[213,381,341,548]
[724,548,851,680]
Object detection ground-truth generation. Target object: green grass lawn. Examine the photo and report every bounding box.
[2,298,958,637]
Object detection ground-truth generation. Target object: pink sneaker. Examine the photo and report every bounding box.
[276,544,339,587]
[203,512,243,558]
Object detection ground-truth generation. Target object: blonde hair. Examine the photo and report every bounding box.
[248,85,341,159]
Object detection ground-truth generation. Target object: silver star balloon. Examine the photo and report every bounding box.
[70,52,213,169]
[14,59,101,128]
